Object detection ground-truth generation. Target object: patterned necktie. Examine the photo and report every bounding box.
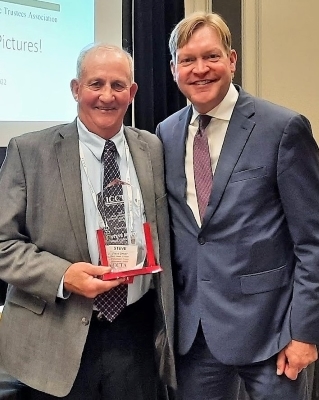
[193,114,213,221]
[94,140,128,322]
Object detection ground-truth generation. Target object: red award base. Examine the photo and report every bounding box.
[97,222,162,283]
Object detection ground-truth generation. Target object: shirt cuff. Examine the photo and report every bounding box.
[57,276,71,299]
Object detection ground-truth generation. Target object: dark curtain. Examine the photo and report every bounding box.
[122,0,133,126]
[123,0,186,133]
[0,147,7,305]
[0,147,6,166]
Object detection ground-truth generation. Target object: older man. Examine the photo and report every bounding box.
[0,44,175,399]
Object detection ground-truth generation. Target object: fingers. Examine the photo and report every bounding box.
[276,349,286,376]
[278,340,318,380]
[64,262,126,298]
[276,349,302,380]
[277,352,304,381]
[93,275,126,292]
[284,363,299,380]
[83,264,112,276]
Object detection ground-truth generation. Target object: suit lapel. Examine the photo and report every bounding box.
[169,106,198,225]
[169,106,200,226]
[124,127,156,223]
[171,106,192,200]
[202,89,256,228]
[54,121,91,262]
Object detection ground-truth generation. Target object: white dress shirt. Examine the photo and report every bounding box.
[74,118,151,304]
[185,83,239,226]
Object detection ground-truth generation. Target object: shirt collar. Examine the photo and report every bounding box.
[190,83,239,124]
[77,117,125,162]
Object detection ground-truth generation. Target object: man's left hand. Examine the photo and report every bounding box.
[276,340,318,380]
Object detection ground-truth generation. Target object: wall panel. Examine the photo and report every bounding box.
[242,0,319,141]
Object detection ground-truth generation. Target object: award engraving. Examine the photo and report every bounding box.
[96,181,162,281]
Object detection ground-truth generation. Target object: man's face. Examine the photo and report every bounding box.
[171,25,237,114]
[71,49,137,139]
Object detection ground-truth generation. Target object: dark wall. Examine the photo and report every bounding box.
[0,147,7,304]
[0,148,6,167]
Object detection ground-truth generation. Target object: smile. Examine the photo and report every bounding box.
[95,107,116,112]
[192,80,214,85]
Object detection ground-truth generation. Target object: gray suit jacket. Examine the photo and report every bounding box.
[157,85,319,364]
[0,121,175,396]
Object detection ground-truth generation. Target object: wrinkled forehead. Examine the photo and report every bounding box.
[82,48,125,68]
[80,48,131,80]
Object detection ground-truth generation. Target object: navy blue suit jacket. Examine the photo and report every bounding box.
[156,85,319,365]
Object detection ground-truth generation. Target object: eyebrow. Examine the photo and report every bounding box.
[178,47,223,56]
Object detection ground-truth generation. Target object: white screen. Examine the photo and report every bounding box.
[0,0,122,145]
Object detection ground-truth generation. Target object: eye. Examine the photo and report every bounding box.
[111,81,127,92]
[89,81,102,90]
[179,57,194,66]
[206,53,221,62]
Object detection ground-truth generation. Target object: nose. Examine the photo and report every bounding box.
[99,85,114,102]
[193,59,209,74]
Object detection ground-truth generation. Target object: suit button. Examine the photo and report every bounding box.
[198,237,205,245]
[81,317,89,326]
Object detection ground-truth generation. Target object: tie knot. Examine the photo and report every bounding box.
[104,140,117,153]
[102,140,117,161]
[198,114,212,134]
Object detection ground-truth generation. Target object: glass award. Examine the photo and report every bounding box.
[96,180,162,282]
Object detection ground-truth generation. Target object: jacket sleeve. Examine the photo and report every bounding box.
[0,138,71,304]
[277,114,319,344]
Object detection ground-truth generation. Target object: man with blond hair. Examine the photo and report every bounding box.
[157,11,319,400]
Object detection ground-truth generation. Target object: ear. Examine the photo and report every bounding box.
[70,79,79,102]
[170,60,177,81]
[229,49,237,74]
[129,82,138,104]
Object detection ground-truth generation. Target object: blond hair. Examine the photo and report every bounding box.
[169,12,232,62]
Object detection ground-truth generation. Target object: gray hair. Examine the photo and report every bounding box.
[76,43,134,83]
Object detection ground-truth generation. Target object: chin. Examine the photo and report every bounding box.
[193,99,213,112]
[192,91,214,102]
